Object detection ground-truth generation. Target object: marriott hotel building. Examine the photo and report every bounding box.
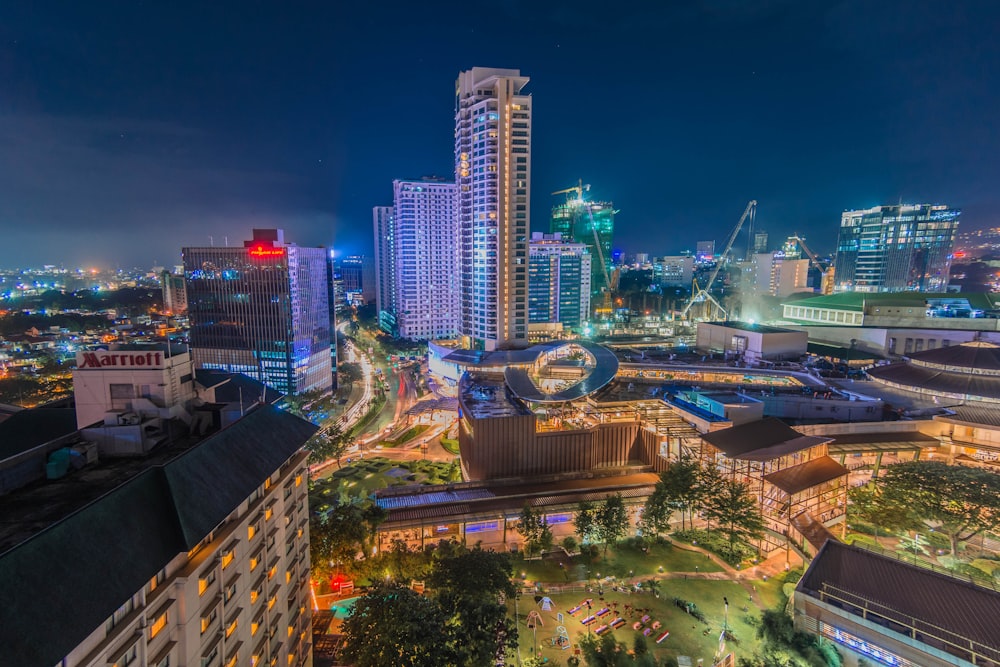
[183,229,333,395]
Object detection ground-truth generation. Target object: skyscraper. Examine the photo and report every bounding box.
[696,240,715,262]
[455,67,531,351]
[391,178,460,340]
[184,228,333,395]
[373,205,395,329]
[528,232,591,328]
[833,204,960,293]
[550,197,614,298]
[160,268,187,315]
[340,254,376,305]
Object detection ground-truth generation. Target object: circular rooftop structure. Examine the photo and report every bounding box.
[502,341,619,403]
[868,341,1000,403]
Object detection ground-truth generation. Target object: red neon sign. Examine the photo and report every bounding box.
[249,245,285,257]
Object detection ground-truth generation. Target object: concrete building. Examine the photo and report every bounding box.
[161,269,187,316]
[655,255,694,287]
[392,178,460,340]
[833,204,960,293]
[0,351,317,667]
[753,230,769,254]
[752,251,811,297]
[184,228,333,395]
[528,232,591,329]
[696,321,808,363]
[796,540,1000,667]
[696,240,715,262]
[456,67,531,351]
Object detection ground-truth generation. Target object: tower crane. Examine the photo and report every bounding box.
[552,180,616,315]
[788,235,835,295]
[681,200,757,321]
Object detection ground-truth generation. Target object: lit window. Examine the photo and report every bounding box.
[226,655,238,667]
[294,474,302,487]
[226,618,238,638]
[251,619,261,636]
[265,507,273,522]
[248,524,256,540]
[268,564,277,580]
[221,550,234,570]
[267,594,276,610]
[201,607,217,634]
[250,553,260,571]
[149,610,168,639]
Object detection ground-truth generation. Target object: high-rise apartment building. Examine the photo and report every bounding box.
[656,255,695,287]
[455,67,531,351]
[391,178,460,340]
[528,232,591,328]
[184,228,333,395]
[550,198,614,297]
[696,240,716,262]
[751,251,812,297]
[373,206,395,328]
[754,230,769,254]
[833,204,960,292]
[161,268,188,315]
[0,345,316,667]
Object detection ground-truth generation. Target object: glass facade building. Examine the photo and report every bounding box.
[184,229,333,395]
[834,205,960,293]
[550,199,614,297]
[528,233,591,328]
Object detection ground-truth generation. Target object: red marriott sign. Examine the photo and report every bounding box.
[76,350,165,370]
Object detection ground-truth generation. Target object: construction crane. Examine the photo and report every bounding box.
[788,235,835,295]
[681,200,757,321]
[552,180,616,315]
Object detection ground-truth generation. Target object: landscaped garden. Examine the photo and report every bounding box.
[311,456,461,504]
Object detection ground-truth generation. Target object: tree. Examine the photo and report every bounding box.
[517,505,554,556]
[426,546,518,666]
[703,479,765,556]
[639,481,674,540]
[575,500,598,545]
[309,499,386,578]
[878,461,1000,555]
[660,454,704,531]
[305,425,352,466]
[696,463,726,533]
[579,633,630,667]
[847,483,914,545]
[341,582,451,667]
[596,494,629,558]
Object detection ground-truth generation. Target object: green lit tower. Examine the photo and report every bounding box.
[550,181,615,297]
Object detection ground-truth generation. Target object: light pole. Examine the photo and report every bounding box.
[514,591,522,666]
[723,596,729,633]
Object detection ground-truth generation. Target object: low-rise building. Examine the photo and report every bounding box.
[696,321,809,363]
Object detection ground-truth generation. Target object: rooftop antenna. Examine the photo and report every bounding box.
[224,236,229,247]
[209,235,214,247]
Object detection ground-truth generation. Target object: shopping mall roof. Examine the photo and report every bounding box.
[867,362,1000,401]
[503,341,619,403]
[798,540,1000,658]
[825,430,940,454]
[935,405,1000,428]
[908,341,1000,372]
[783,291,1000,313]
[701,417,832,461]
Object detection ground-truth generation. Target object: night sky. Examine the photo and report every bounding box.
[1,1,998,269]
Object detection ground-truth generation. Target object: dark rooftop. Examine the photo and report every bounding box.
[798,540,1000,656]
[0,404,317,667]
[868,360,1000,401]
[763,455,848,495]
[701,417,832,461]
[704,321,799,334]
[0,405,78,459]
[908,340,1000,373]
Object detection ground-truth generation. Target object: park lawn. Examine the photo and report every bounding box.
[311,457,458,503]
[746,572,789,611]
[387,424,430,445]
[511,579,763,665]
[517,541,725,585]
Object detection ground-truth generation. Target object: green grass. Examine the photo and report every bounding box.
[311,457,459,500]
[387,424,429,445]
[439,436,460,455]
[511,579,763,664]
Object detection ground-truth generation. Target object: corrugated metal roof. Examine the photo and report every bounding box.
[935,405,1000,428]
[701,417,831,461]
[764,456,847,495]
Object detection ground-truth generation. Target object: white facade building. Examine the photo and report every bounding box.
[456,67,531,351]
[657,255,694,287]
[372,205,395,320]
[752,252,812,297]
[393,179,460,340]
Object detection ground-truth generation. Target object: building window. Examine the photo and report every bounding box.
[112,643,138,667]
[221,549,235,570]
[201,606,218,634]
[149,610,169,639]
[199,570,216,596]
[106,598,135,633]
[226,618,238,638]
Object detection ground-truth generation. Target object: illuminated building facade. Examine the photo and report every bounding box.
[183,228,333,395]
[340,254,376,305]
[550,198,614,296]
[456,67,531,351]
[372,205,396,332]
[834,204,960,293]
[528,232,591,328]
[161,268,188,315]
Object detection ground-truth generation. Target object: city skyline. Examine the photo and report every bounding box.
[2,2,1000,268]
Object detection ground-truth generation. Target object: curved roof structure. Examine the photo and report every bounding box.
[868,341,1000,403]
[503,341,619,403]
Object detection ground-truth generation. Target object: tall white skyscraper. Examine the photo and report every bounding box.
[392,178,460,340]
[455,67,531,351]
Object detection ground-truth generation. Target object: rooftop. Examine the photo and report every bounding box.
[763,455,848,495]
[908,340,1000,372]
[783,291,1000,313]
[703,320,799,334]
[459,375,532,419]
[0,404,317,667]
[701,417,832,461]
[798,540,1000,658]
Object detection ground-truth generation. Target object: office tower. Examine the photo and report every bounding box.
[160,268,187,315]
[184,228,333,395]
[373,206,395,326]
[456,67,531,351]
[0,345,316,667]
[751,251,811,297]
[656,255,695,287]
[528,232,591,328]
[696,240,715,262]
[834,204,960,292]
[550,196,615,297]
[754,230,769,254]
[390,178,460,340]
[340,254,376,305]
